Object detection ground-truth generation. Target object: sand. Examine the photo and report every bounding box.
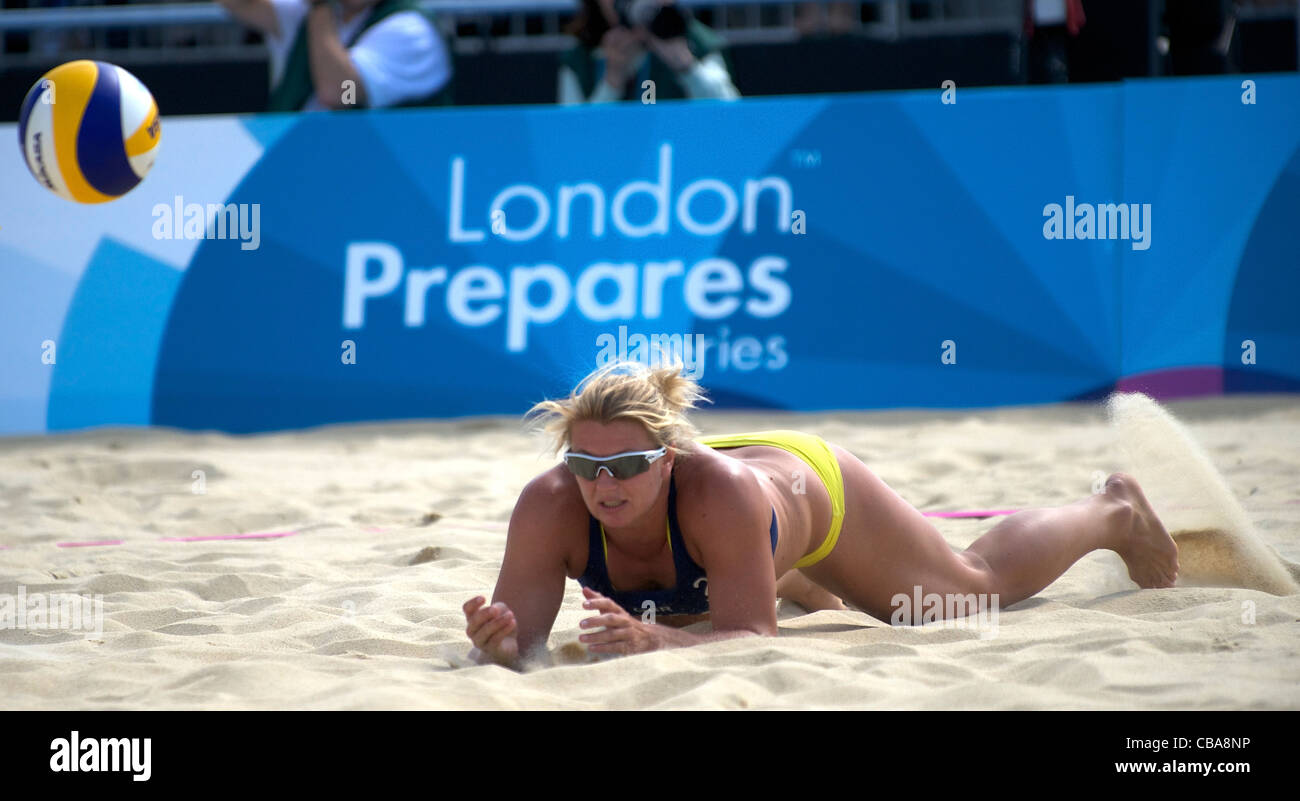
[1,394,1297,710]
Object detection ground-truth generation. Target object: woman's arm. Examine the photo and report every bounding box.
[681,464,779,637]
[465,469,576,668]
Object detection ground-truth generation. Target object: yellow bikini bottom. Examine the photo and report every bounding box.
[696,430,846,569]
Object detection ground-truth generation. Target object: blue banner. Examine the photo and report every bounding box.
[2,75,1297,435]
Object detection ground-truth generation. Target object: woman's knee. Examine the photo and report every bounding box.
[777,570,845,611]
[955,551,998,596]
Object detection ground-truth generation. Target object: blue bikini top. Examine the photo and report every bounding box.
[577,475,778,617]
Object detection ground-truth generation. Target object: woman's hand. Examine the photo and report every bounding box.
[463,596,520,666]
[579,587,691,655]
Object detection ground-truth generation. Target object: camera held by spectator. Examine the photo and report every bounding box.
[559,0,740,104]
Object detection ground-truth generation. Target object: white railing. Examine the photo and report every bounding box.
[1,1,575,29]
[0,0,1027,65]
[0,1,1020,32]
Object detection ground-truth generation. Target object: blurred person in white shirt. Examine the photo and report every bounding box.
[218,0,452,111]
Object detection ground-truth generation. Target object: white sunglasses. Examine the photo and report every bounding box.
[562,447,667,480]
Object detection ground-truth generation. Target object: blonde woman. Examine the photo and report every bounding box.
[463,363,1178,668]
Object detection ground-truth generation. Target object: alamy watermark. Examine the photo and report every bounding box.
[50,731,150,781]
[1042,195,1151,251]
[596,324,706,378]
[890,585,999,638]
[152,194,261,251]
[1,586,104,637]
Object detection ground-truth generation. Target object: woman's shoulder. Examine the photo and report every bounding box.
[675,441,767,508]
[509,464,590,575]
[673,443,776,556]
[516,463,586,516]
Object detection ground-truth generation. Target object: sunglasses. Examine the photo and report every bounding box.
[563,447,667,480]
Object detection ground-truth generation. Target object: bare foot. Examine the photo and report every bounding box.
[1104,473,1180,588]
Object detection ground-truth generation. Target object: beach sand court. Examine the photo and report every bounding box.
[2,394,1297,709]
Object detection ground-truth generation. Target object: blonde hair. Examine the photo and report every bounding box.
[527,361,708,455]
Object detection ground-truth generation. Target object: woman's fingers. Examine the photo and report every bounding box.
[482,614,517,650]
[463,596,492,631]
[584,628,639,656]
[581,589,634,632]
[478,608,514,641]
[583,599,622,615]
[462,597,520,664]
[580,612,628,630]
[581,588,624,614]
[465,601,497,634]
[580,591,638,654]
[581,625,628,646]
[582,616,637,646]
[468,613,502,646]
[466,601,513,644]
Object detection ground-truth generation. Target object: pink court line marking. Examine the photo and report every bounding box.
[923,501,1299,520]
[923,509,1020,519]
[439,519,509,533]
[57,539,125,548]
[159,530,299,543]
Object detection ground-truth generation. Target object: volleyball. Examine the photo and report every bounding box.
[17,60,160,204]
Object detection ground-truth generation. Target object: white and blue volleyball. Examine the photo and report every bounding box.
[18,60,161,204]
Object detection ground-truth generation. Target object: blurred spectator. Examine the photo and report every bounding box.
[4,0,93,55]
[559,0,739,104]
[217,0,452,111]
[795,2,856,37]
[1024,0,1086,83]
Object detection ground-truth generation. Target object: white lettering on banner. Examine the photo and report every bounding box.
[447,143,793,242]
[342,246,794,352]
[346,142,799,352]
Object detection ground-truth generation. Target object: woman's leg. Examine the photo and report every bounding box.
[963,474,1179,602]
[800,447,1180,622]
[776,569,845,612]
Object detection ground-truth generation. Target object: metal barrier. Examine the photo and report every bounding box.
[0,1,1025,31]
[0,0,1019,57]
